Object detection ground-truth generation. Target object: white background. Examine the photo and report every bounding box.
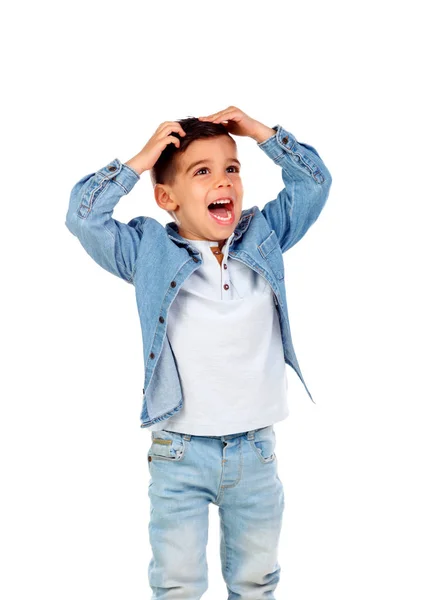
[1,1,440,598]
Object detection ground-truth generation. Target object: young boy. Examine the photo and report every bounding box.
[65,106,332,599]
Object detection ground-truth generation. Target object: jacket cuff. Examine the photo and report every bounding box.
[74,158,141,219]
[96,158,140,193]
[257,124,326,184]
[257,124,299,159]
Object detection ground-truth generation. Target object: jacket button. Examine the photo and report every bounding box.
[108,165,117,171]
[159,316,164,323]
[149,352,155,359]
[171,281,176,287]
[148,456,152,462]
[142,388,145,394]
[282,136,288,144]
[192,257,199,262]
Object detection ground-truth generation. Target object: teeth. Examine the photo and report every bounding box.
[211,199,231,205]
[211,209,232,222]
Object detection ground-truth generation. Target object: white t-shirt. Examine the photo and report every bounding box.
[147,231,289,435]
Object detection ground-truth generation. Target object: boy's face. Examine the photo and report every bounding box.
[155,135,243,246]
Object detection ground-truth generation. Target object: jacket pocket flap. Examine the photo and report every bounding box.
[258,229,279,258]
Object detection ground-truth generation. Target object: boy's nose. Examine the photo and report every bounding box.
[216,175,234,186]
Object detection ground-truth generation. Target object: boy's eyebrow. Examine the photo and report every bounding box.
[184,158,241,174]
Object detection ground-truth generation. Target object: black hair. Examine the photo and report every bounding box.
[150,116,236,187]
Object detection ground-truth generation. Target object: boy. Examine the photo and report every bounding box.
[65,106,332,599]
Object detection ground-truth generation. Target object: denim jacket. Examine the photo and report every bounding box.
[65,124,332,428]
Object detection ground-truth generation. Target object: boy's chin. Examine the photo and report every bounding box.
[178,214,237,241]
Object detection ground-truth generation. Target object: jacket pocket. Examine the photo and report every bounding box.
[258,230,285,280]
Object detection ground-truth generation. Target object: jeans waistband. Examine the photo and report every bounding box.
[175,425,272,442]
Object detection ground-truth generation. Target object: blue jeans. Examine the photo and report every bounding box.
[147,424,285,599]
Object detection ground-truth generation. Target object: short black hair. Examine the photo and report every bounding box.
[150,116,236,187]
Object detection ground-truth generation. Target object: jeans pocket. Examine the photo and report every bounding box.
[249,425,277,464]
[148,430,187,463]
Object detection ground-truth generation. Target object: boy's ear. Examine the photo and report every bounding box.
[154,184,174,211]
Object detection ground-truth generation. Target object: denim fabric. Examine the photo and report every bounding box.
[65,124,332,428]
[147,425,284,599]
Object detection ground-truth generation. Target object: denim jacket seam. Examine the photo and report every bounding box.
[79,178,110,218]
[279,144,324,184]
[260,124,325,184]
[110,178,130,195]
[80,177,130,220]
[279,132,325,184]
[128,217,147,284]
[100,222,132,283]
[272,151,286,165]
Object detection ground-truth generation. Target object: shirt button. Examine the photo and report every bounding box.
[171,281,176,287]
[149,352,155,359]
[224,283,229,290]
[223,264,227,269]
[159,316,164,323]
[108,165,117,171]
[282,136,288,144]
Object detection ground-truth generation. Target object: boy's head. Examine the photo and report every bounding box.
[151,117,243,245]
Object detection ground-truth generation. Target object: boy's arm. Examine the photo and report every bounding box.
[257,124,332,253]
[65,158,145,284]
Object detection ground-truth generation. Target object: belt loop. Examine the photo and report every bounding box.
[247,430,256,441]
[183,433,191,441]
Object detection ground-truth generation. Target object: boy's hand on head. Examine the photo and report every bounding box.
[125,121,187,175]
[198,106,276,144]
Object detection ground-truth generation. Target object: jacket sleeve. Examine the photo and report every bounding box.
[65,158,146,284]
[258,124,332,253]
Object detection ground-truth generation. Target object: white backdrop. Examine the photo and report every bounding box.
[1,1,440,598]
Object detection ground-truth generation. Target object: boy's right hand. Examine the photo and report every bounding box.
[125,121,187,175]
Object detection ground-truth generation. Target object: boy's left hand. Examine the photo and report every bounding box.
[198,106,275,143]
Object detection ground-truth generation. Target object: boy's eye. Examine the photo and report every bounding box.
[195,166,240,175]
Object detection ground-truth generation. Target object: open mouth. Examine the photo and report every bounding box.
[207,200,235,225]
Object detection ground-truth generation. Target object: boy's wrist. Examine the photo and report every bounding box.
[251,123,277,144]
[124,154,146,175]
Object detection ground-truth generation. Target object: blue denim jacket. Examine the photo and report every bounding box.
[65,124,332,428]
